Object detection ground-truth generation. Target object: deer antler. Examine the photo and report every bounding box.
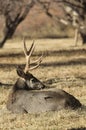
[23,38,43,73]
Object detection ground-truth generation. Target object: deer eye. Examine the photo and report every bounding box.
[30,78,34,82]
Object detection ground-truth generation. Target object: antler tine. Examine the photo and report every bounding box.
[23,38,43,73]
[29,54,43,71]
[23,37,28,56]
[31,53,43,64]
[23,38,35,57]
[23,38,35,73]
[27,40,35,57]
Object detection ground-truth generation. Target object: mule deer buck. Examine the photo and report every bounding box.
[7,40,81,113]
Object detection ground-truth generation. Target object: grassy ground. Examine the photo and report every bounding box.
[0,38,86,130]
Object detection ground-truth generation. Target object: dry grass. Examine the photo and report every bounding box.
[0,38,86,130]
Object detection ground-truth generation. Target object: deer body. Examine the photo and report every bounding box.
[6,40,81,113]
[7,84,81,114]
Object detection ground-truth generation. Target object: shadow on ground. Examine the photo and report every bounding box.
[0,82,13,87]
[0,48,86,57]
[0,58,86,68]
[68,127,86,130]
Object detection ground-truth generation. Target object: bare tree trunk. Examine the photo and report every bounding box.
[0,36,8,48]
[74,28,79,46]
[80,31,86,45]
[0,0,35,48]
[0,27,15,48]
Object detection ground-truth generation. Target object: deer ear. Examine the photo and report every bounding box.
[16,67,25,78]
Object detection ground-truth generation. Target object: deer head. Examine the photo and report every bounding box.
[14,39,45,91]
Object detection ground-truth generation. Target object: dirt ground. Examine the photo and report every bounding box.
[0,38,86,130]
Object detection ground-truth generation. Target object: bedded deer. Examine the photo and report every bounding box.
[7,40,82,113]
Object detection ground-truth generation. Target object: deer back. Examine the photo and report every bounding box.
[7,87,81,113]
